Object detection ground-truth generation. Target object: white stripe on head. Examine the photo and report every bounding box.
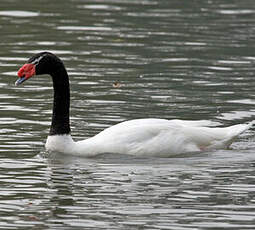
[31,54,47,66]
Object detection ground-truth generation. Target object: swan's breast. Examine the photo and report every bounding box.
[45,134,76,153]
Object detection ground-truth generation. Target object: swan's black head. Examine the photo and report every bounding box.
[16,52,64,85]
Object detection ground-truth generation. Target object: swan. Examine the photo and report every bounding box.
[15,52,253,157]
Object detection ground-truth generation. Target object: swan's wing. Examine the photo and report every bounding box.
[76,119,252,157]
[87,122,185,156]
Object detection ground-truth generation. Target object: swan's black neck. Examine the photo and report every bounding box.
[49,65,71,136]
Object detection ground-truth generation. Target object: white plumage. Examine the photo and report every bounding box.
[46,118,253,157]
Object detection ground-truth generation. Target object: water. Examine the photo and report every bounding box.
[1,0,255,229]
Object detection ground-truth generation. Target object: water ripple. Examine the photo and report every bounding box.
[0,11,39,17]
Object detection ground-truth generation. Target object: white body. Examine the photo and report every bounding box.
[45,118,252,157]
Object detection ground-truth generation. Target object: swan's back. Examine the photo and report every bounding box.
[74,119,252,157]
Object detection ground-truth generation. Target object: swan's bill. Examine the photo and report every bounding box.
[15,76,26,86]
[15,63,36,86]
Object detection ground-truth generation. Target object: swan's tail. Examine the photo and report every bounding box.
[226,121,254,137]
[210,121,254,149]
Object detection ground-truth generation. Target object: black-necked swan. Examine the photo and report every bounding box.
[15,52,253,157]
